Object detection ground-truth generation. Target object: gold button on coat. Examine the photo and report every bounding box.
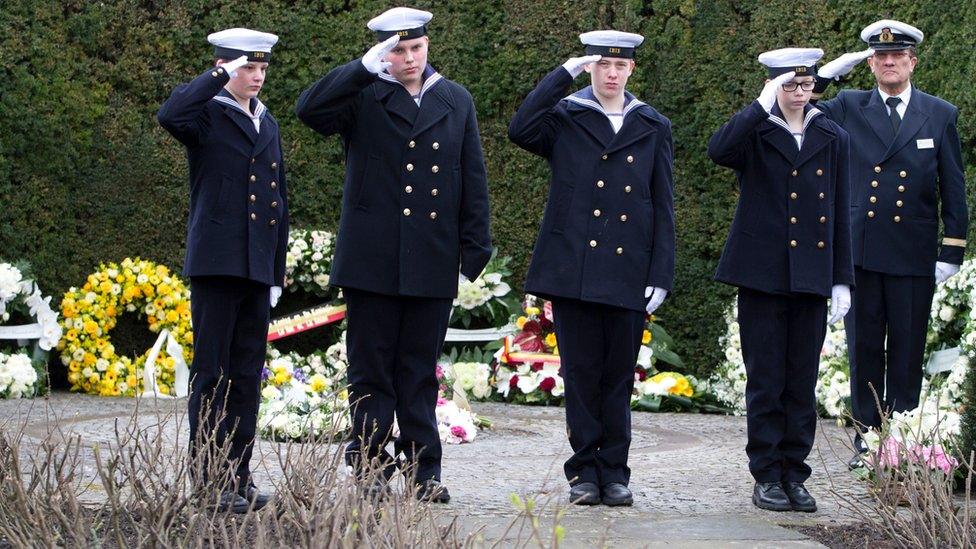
[894,215,901,222]
[271,201,278,208]
[405,186,413,193]
[408,140,416,148]
[271,181,277,189]
[432,142,440,150]
[790,240,798,248]
[627,155,634,163]
[791,170,798,177]
[790,192,798,200]
[431,188,439,196]
[874,166,882,173]
[403,208,411,216]
[250,195,256,202]
[896,200,903,207]
[820,216,827,224]
[898,185,906,192]
[593,209,601,217]
[250,213,257,220]
[616,247,623,255]
[816,169,823,176]
[211,71,219,77]
[900,170,907,178]
[620,214,628,222]
[870,196,877,203]
[589,240,597,248]
[429,212,437,219]
[249,175,256,182]
[406,163,414,171]
[871,180,879,188]
[817,241,825,249]
[597,180,605,188]
[602,154,608,160]
[624,185,632,193]
[271,162,278,169]
[431,165,439,173]
[790,217,797,224]
[868,211,875,218]
[270,219,277,226]
[819,192,825,199]
[251,158,256,164]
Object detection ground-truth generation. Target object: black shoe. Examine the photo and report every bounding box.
[848,452,867,470]
[238,481,271,511]
[416,479,451,503]
[217,490,250,514]
[752,482,792,512]
[783,482,817,512]
[569,482,600,506]
[601,483,633,507]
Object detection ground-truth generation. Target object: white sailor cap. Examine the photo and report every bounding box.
[207,28,278,63]
[860,19,923,51]
[579,30,645,59]
[367,7,433,41]
[757,47,824,77]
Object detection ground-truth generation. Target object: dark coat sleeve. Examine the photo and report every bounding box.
[810,91,848,125]
[937,106,969,264]
[706,100,768,171]
[507,67,574,157]
[832,128,855,287]
[157,68,229,146]
[295,59,376,137]
[648,120,676,291]
[275,133,290,287]
[458,94,494,279]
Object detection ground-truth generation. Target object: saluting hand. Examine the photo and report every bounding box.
[562,55,602,78]
[818,49,874,80]
[362,35,400,74]
[645,286,668,315]
[219,55,250,78]
[827,284,851,325]
[757,72,795,113]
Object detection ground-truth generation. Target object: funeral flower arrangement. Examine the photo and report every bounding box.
[859,394,962,478]
[0,262,61,398]
[58,259,192,396]
[284,229,337,299]
[450,252,518,329]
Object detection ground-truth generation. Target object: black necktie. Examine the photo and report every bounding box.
[886,97,902,134]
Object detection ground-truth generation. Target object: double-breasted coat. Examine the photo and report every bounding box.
[708,101,855,297]
[508,67,676,313]
[295,61,492,298]
[158,66,288,287]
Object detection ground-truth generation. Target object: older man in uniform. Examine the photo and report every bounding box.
[509,30,675,507]
[295,7,492,503]
[158,28,287,513]
[811,20,969,467]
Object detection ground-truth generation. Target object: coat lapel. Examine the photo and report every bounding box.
[793,113,835,168]
[859,89,895,146]
[411,80,454,138]
[374,81,418,127]
[216,103,259,143]
[565,102,614,148]
[604,108,657,155]
[881,88,929,163]
[759,122,799,164]
[252,114,277,156]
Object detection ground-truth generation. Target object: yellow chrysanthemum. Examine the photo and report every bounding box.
[516,316,528,329]
[642,330,652,345]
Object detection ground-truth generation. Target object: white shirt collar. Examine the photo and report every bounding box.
[878,85,912,107]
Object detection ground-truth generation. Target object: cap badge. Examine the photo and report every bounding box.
[880,28,894,42]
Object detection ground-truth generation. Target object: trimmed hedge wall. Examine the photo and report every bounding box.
[2,0,974,380]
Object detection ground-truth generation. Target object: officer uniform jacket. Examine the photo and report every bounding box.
[158,66,288,287]
[708,100,855,297]
[508,67,675,312]
[814,87,968,275]
[295,60,492,299]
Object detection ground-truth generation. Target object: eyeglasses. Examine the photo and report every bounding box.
[782,81,816,92]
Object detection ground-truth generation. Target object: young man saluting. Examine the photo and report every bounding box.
[509,30,675,507]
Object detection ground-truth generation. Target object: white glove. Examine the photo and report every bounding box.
[757,72,795,113]
[218,55,249,78]
[935,262,960,284]
[818,49,874,80]
[828,284,851,325]
[270,286,282,308]
[562,55,602,78]
[459,273,470,284]
[645,286,668,315]
[361,35,399,74]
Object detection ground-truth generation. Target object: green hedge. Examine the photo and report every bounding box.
[2,0,974,380]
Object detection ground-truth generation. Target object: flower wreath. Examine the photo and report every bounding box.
[0,262,62,398]
[58,258,193,396]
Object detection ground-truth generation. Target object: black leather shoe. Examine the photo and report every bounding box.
[752,482,792,512]
[601,483,633,506]
[848,452,866,470]
[568,482,600,505]
[238,481,271,511]
[783,482,817,512]
[416,479,451,503]
[217,490,250,514]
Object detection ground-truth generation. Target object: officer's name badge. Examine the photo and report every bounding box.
[916,138,934,149]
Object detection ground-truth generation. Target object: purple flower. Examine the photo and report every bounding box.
[260,368,271,381]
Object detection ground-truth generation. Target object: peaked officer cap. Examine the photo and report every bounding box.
[367,7,433,41]
[208,28,278,63]
[860,19,923,51]
[580,30,645,59]
[758,47,824,77]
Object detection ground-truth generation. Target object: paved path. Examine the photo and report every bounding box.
[0,394,871,547]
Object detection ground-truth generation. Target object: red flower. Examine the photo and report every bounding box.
[530,362,544,372]
[539,377,556,392]
[522,319,543,335]
[509,375,519,388]
[636,369,647,381]
[513,331,544,352]
[539,317,554,331]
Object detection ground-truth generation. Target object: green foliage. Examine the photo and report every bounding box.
[2,0,974,385]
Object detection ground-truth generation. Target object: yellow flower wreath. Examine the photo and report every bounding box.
[57,258,193,396]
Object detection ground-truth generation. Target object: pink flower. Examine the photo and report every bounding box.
[450,425,467,440]
[435,364,445,380]
[436,397,448,406]
[910,444,959,475]
[873,437,904,469]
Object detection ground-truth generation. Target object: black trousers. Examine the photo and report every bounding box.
[343,288,453,483]
[550,297,645,487]
[846,266,935,436]
[188,275,270,486]
[738,287,827,483]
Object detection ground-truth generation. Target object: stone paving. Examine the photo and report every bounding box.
[0,393,873,547]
